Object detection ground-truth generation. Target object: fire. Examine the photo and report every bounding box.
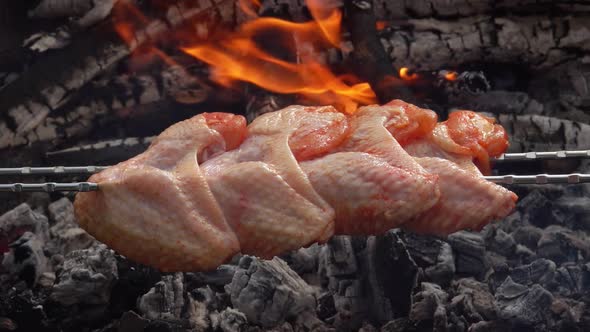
[238,0,261,18]
[443,70,458,81]
[376,21,388,31]
[399,67,419,81]
[112,0,377,113]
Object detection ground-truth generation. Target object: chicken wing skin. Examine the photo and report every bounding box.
[402,156,517,235]
[201,105,344,257]
[74,113,246,272]
[301,152,439,235]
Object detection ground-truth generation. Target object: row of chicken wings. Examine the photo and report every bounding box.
[74,100,517,271]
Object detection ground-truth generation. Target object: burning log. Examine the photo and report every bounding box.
[343,0,415,104]
[380,14,590,71]
[24,63,210,150]
[0,0,233,150]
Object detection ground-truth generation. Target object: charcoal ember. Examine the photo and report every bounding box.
[494,277,553,326]
[48,198,74,225]
[293,310,334,331]
[447,311,468,331]
[0,317,17,331]
[513,244,536,264]
[186,295,210,331]
[48,198,95,255]
[467,320,510,332]
[512,259,556,287]
[226,256,316,328]
[409,282,448,329]
[316,292,336,321]
[379,318,412,332]
[550,297,587,328]
[143,319,187,332]
[0,203,50,253]
[280,244,320,277]
[189,285,235,331]
[185,265,238,288]
[358,321,378,332]
[448,70,491,95]
[109,256,161,317]
[450,278,496,322]
[483,251,506,273]
[366,230,418,322]
[319,236,358,289]
[38,271,56,288]
[191,285,223,310]
[117,311,150,332]
[537,225,590,264]
[317,236,366,327]
[26,192,51,212]
[138,273,185,320]
[50,244,118,306]
[511,225,543,251]
[485,229,516,257]
[516,190,565,228]
[551,263,590,297]
[554,196,590,231]
[0,288,48,332]
[331,279,367,329]
[398,232,455,286]
[1,232,49,287]
[215,307,247,332]
[447,231,487,279]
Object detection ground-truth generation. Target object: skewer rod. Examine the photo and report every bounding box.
[0,182,99,192]
[484,174,590,184]
[0,166,109,176]
[495,150,590,161]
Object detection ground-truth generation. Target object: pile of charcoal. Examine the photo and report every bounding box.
[1,184,590,332]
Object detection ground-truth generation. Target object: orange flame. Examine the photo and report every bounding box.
[112,0,377,114]
[238,0,261,18]
[399,67,419,81]
[181,1,376,113]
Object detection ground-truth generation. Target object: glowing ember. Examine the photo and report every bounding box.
[444,70,458,81]
[399,67,419,81]
[375,21,388,31]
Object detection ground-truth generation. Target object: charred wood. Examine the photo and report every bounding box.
[45,136,154,166]
[1,62,209,149]
[496,114,590,153]
[0,0,234,150]
[343,0,415,104]
[28,0,118,28]
[374,0,590,20]
[381,15,590,71]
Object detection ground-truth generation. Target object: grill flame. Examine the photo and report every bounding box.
[113,0,378,113]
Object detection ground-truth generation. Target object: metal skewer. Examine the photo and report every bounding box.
[0,182,99,192]
[484,174,590,185]
[0,166,109,176]
[1,149,590,191]
[493,149,590,161]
